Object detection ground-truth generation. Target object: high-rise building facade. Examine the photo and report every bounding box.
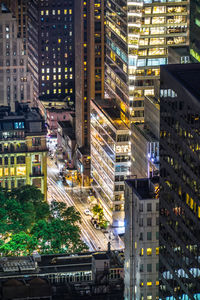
[3,0,28,53]
[25,0,75,107]
[190,0,200,61]
[0,103,47,200]
[124,178,159,300]
[27,0,39,104]
[159,64,200,299]
[131,96,160,178]
[75,0,105,148]
[0,4,33,110]
[74,0,105,185]
[38,0,75,106]
[91,98,130,226]
[3,0,38,105]
[105,0,189,123]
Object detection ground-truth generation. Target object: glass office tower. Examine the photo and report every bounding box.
[105,0,189,123]
[159,64,200,299]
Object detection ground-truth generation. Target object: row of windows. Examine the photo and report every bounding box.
[41,9,72,16]
[140,280,159,287]
[0,166,26,177]
[42,75,73,80]
[140,246,159,256]
[139,202,159,212]
[139,231,159,241]
[140,262,159,273]
[0,156,25,165]
[42,67,73,73]
[143,5,187,14]
[139,217,159,227]
[0,179,26,189]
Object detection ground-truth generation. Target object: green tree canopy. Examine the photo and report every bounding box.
[0,186,88,256]
[92,204,104,223]
[0,232,38,256]
[0,185,49,234]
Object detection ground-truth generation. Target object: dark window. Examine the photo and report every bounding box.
[139,218,143,227]
[147,203,152,211]
[139,203,143,212]
[147,264,152,272]
[11,180,15,189]
[156,263,159,271]
[32,165,41,175]
[17,156,25,164]
[4,157,8,165]
[156,231,159,240]
[140,264,144,272]
[10,157,14,164]
[147,232,152,240]
[10,144,14,152]
[147,218,152,226]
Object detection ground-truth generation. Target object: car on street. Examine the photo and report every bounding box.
[84,209,92,216]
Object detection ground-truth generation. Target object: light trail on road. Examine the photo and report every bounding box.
[47,177,107,251]
[47,157,124,252]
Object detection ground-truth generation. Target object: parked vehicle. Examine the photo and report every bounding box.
[84,209,92,216]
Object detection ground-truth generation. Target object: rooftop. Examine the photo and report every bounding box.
[0,103,46,134]
[0,251,123,279]
[58,120,75,139]
[92,99,129,131]
[0,103,43,121]
[161,64,200,104]
[126,177,159,200]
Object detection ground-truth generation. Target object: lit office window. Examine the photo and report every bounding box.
[147,248,152,256]
[10,168,15,176]
[16,166,26,176]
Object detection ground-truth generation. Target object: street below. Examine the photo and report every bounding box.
[47,157,124,251]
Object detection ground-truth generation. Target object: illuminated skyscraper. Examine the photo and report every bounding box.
[105,0,189,123]
[91,0,189,225]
